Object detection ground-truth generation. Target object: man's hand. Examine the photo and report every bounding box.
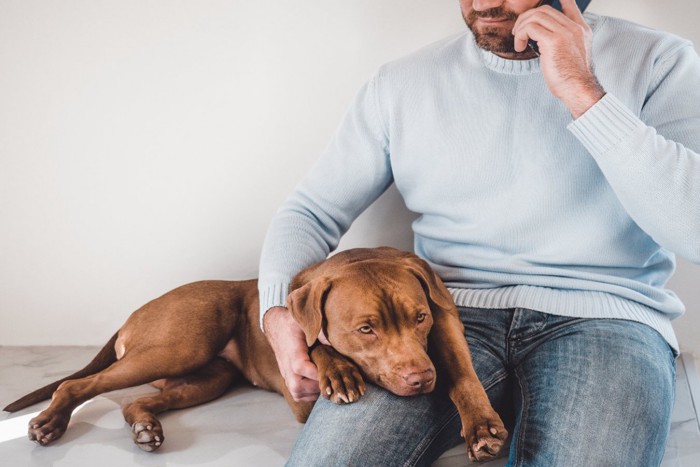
[512,0,605,118]
[263,306,321,402]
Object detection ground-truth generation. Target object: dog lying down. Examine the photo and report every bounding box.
[4,247,507,461]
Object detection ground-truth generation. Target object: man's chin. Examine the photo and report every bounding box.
[474,33,516,55]
[472,31,535,58]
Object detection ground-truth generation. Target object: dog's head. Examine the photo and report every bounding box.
[287,247,456,396]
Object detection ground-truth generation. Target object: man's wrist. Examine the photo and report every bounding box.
[565,79,606,120]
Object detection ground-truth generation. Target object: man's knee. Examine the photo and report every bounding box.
[288,384,461,466]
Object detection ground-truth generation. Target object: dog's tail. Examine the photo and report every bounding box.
[3,332,119,412]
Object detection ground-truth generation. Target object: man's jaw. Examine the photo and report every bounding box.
[465,9,535,58]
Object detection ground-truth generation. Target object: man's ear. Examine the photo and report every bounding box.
[402,256,456,315]
[286,278,331,347]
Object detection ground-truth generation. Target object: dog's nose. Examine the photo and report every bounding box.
[403,369,435,388]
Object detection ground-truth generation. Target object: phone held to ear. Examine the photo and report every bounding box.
[527,0,593,55]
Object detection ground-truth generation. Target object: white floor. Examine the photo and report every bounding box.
[1,347,699,467]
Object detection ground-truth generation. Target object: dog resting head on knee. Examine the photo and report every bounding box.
[287,247,457,397]
[4,245,505,460]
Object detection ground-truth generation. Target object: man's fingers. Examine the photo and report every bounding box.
[513,1,582,37]
[286,356,319,400]
[513,23,553,52]
[284,356,320,400]
[512,6,563,52]
[292,358,319,381]
[285,372,321,401]
[560,0,588,27]
[512,1,591,56]
[513,6,568,39]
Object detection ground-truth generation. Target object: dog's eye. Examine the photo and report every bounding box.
[358,325,373,334]
[417,313,427,323]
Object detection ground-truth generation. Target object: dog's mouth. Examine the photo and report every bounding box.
[393,382,436,397]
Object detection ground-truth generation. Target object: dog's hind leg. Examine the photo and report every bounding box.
[122,357,240,451]
[28,350,214,446]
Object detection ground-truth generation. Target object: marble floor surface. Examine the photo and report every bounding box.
[1,346,699,467]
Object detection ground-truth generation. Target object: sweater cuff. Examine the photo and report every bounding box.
[258,282,290,331]
[567,93,645,156]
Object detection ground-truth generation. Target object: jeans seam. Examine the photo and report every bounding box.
[512,365,530,467]
[510,308,549,341]
[403,409,461,467]
[481,369,509,393]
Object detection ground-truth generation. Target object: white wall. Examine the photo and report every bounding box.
[1,1,698,353]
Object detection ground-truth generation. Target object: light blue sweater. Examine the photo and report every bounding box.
[259,14,700,352]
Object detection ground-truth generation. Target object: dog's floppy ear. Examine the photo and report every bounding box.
[402,255,456,315]
[286,278,331,347]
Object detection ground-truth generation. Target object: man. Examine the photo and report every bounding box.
[258,0,700,465]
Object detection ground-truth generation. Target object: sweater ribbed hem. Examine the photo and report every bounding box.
[258,282,290,331]
[567,93,644,156]
[449,285,679,353]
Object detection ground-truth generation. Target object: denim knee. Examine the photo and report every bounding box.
[509,319,675,467]
[287,383,461,467]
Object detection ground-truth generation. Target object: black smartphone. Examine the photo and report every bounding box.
[528,0,593,54]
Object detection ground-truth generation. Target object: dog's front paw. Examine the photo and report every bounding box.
[460,410,508,462]
[131,419,164,452]
[312,345,367,404]
[319,360,366,404]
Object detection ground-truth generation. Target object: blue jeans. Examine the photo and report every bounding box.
[287,307,677,467]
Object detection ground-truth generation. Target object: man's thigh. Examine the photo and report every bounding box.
[509,317,676,467]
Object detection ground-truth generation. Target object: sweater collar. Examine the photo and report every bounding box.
[478,47,541,75]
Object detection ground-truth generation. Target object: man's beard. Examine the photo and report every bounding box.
[464,7,521,55]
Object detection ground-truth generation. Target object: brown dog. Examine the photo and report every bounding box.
[4,247,507,461]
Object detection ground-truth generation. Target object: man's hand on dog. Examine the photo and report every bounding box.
[263,306,321,401]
